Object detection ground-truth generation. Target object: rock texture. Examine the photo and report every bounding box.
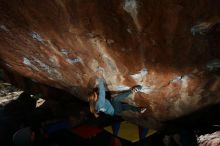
[198,131,220,146]
[0,0,220,129]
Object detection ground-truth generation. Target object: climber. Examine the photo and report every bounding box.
[88,77,143,117]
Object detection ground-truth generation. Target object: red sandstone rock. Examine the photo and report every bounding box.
[0,0,220,129]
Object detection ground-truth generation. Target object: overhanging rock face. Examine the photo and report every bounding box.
[0,0,220,129]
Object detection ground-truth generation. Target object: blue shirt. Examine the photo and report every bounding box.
[95,78,114,116]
